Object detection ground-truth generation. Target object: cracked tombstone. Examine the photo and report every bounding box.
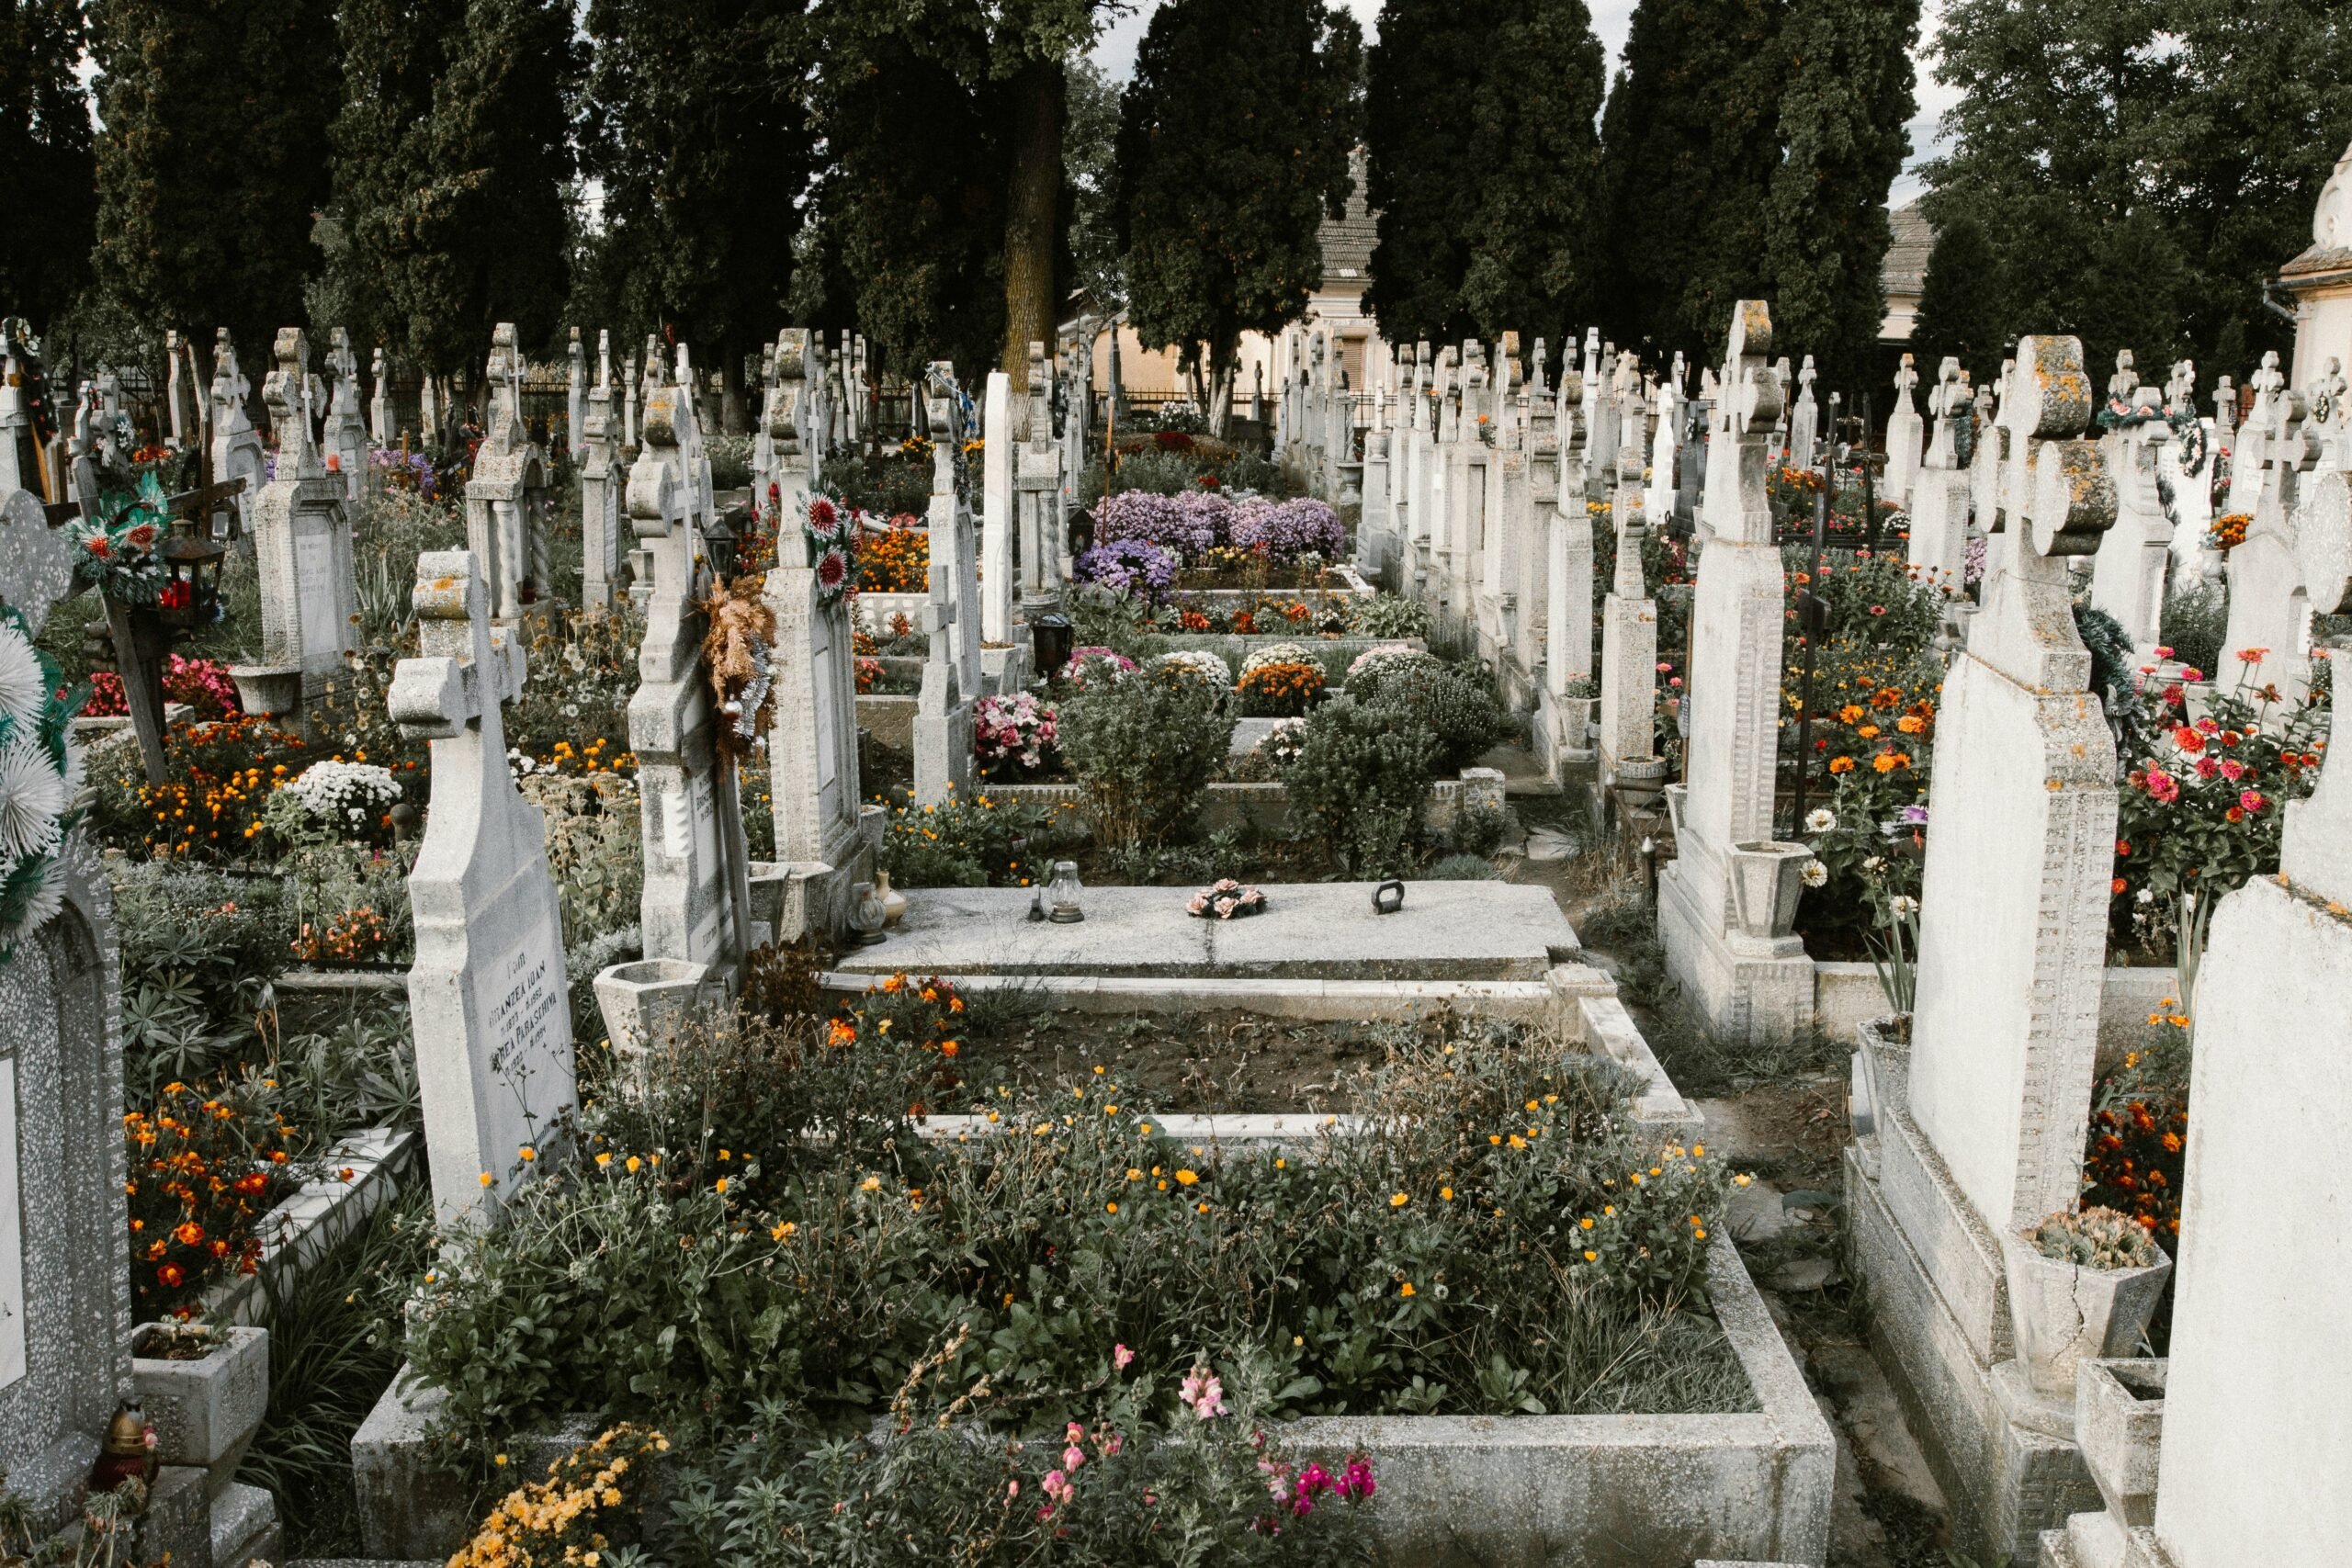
[390,550,574,1227]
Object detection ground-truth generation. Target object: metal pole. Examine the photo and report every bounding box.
[1790,441,1832,836]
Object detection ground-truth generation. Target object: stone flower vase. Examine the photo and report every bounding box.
[131,1324,270,1493]
[594,958,715,1100]
[876,871,909,929]
[1727,841,1816,942]
[1998,1228,2174,1397]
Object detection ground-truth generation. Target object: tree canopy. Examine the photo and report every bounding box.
[0,0,95,333]
[1115,0,1361,426]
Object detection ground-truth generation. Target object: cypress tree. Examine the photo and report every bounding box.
[90,0,338,358]
[1761,0,1919,398]
[1363,0,1498,344]
[1455,0,1609,344]
[583,0,813,427]
[1907,213,2008,385]
[1115,0,1360,431]
[322,0,579,376]
[0,0,96,329]
[1598,0,1785,362]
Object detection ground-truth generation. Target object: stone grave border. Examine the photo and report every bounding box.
[200,1125,417,1326]
[353,964,1830,1565]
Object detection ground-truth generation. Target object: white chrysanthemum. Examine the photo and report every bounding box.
[0,620,43,732]
[0,739,67,859]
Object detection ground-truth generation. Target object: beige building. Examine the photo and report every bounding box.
[2283,137,2352,387]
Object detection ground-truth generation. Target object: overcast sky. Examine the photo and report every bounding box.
[1091,0,1956,206]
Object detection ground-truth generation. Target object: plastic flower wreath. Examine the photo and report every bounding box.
[0,603,84,961]
[804,493,859,606]
[70,470,173,605]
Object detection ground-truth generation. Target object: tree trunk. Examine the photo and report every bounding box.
[999,56,1065,397]
[1207,335,1236,439]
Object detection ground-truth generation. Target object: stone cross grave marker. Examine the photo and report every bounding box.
[981,370,1014,644]
[1908,334,2119,1238]
[2089,359,2175,654]
[464,324,555,626]
[2221,363,2321,710]
[567,327,586,460]
[1887,353,1924,509]
[1788,355,1820,469]
[368,346,391,447]
[626,350,755,987]
[390,551,574,1226]
[1017,341,1064,616]
[2145,541,2352,1565]
[1596,449,1657,774]
[923,361,983,699]
[580,330,622,614]
[230,327,357,732]
[164,329,199,455]
[209,329,264,537]
[913,557,976,805]
[322,328,368,499]
[1906,358,1973,592]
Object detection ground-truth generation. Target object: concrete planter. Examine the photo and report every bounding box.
[1997,1228,2173,1399]
[1727,841,1815,942]
[132,1325,269,1483]
[356,1237,1827,1566]
[593,959,718,1097]
[2073,1358,2166,1527]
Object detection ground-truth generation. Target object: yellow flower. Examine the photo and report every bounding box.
[1195,1201,1210,1213]
[1580,1216,1594,1230]
[1390,1191,1409,1208]
[1694,1228,1707,1241]
[770,1223,796,1241]
[595,1153,612,1168]
[1175,1169,1200,1186]
[1583,1250,1599,1263]
[1399,1281,1416,1297]
[626,1156,641,1174]
[1126,1168,1143,1180]
[860,1176,882,1191]
[518,1145,536,1162]
[715,1178,729,1194]
[1440,1187,1454,1201]
[1105,1202,1118,1214]
[494,1454,508,1467]
[479,1171,494,1188]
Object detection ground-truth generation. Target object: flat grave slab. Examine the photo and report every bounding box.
[834,880,1578,982]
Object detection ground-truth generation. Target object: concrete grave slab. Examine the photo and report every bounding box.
[831,880,1578,982]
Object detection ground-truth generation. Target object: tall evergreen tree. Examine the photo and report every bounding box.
[1762,0,1918,399]
[1455,0,1608,345]
[90,0,338,360]
[1907,213,2008,385]
[0,0,96,329]
[323,0,579,376]
[1598,0,1785,363]
[1363,0,1498,344]
[800,19,1007,376]
[583,0,814,427]
[1114,0,1360,431]
[813,0,1104,389]
[1064,58,1125,318]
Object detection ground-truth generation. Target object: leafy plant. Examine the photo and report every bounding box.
[876,794,1071,889]
[1285,697,1440,879]
[1350,592,1430,638]
[1059,661,1235,850]
[2026,1206,2159,1269]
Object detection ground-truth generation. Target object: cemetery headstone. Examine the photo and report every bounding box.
[922,362,983,700]
[760,329,875,942]
[566,327,586,459]
[2137,536,2352,1568]
[980,370,1014,645]
[1596,489,1657,774]
[1015,341,1064,625]
[1543,355,1596,769]
[208,329,264,538]
[368,346,391,447]
[463,324,556,629]
[2089,372,2175,655]
[390,550,575,1225]
[2220,361,2321,712]
[1659,300,1812,1044]
[1887,354,1924,510]
[580,331,622,615]
[624,350,755,987]
[164,329,200,455]
[228,327,358,732]
[322,328,368,500]
[1788,355,1820,469]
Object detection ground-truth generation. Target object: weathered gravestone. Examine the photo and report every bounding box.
[913,370,980,807]
[208,330,264,539]
[1788,355,1820,469]
[761,330,877,942]
[2088,355,2175,655]
[464,324,556,630]
[2131,553,2352,1568]
[321,328,368,500]
[1659,301,1813,1045]
[1015,341,1065,629]
[1907,359,1974,594]
[1886,353,1925,512]
[1542,355,1596,773]
[390,551,574,1225]
[2220,357,2321,712]
[578,331,622,615]
[980,370,1015,646]
[624,352,756,986]
[922,362,984,700]
[228,328,357,733]
[1850,336,2121,1564]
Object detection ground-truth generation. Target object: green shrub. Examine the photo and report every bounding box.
[1780,545,1943,659]
[404,1008,1746,1450]
[1067,582,1170,664]
[707,433,754,491]
[1438,802,1509,859]
[1351,592,1430,639]
[1060,663,1236,849]
[1422,852,1502,880]
[876,794,1070,888]
[1286,696,1439,878]
[1363,660,1512,772]
[111,865,291,1095]
[2159,575,2227,678]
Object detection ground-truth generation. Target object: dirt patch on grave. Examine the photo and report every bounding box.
[945,1006,1445,1113]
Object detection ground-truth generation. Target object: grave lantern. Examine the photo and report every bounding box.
[155,516,225,630]
[1046,860,1086,923]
